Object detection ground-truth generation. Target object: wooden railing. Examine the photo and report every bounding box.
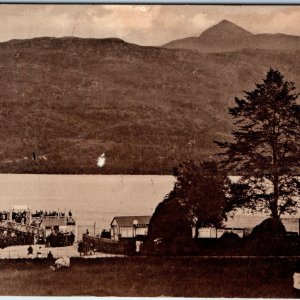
[32,216,65,220]
[0,221,44,237]
[32,215,75,224]
[83,234,134,255]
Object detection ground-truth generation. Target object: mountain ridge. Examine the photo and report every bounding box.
[163,20,300,53]
[0,36,298,174]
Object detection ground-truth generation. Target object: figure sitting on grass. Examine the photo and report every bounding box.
[36,246,42,258]
[50,257,70,270]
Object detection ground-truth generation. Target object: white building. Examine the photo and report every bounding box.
[196,215,300,239]
[110,216,151,241]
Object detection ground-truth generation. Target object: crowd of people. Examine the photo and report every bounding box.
[0,210,74,224]
[12,211,28,224]
[0,210,28,224]
[46,231,75,247]
[78,240,95,256]
[0,207,77,252]
[31,210,72,218]
[0,210,75,227]
[31,210,75,225]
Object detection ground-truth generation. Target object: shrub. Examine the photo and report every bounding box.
[251,218,286,239]
[248,218,287,255]
[220,231,241,240]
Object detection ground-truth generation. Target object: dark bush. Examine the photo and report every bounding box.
[220,231,241,240]
[216,232,242,255]
[251,218,286,239]
[247,218,287,255]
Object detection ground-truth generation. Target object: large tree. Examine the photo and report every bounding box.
[147,160,226,246]
[175,161,226,235]
[216,69,300,218]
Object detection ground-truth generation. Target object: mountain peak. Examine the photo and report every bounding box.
[199,20,253,40]
[218,19,238,26]
[163,19,300,53]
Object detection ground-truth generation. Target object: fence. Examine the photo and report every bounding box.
[83,234,135,255]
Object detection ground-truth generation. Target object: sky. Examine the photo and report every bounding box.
[0,5,299,46]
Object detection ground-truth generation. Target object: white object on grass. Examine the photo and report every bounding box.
[54,257,70,269]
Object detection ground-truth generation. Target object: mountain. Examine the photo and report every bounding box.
[163,20,300,53]
[0,37,298,174]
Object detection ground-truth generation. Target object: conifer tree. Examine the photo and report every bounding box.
[216,69,300,218]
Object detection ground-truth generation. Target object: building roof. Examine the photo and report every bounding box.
[41,217,66,227]
[111,216,151,227]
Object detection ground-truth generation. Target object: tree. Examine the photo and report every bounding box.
[216,69,300,218]
[147,160,226,248]
[146,194,192,254]
[175,161,226,236]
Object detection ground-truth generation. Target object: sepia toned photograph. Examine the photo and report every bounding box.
[0,3,300,297]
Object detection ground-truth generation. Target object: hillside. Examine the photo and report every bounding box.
[163,20,300,53]
[0,36,299,174]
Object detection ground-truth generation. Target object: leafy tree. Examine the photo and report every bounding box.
[216,69,300,218]
[147,160,226,247]
[146,194,192,254]
[175,161,226,236]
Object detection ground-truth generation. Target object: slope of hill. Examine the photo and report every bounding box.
[163,20,300,53]
[0,37,298,174]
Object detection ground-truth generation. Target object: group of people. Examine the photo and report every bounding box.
[31,210,72,218]
[12,211,28,225]
[0,210,75,227]
[46,231,75,247]
[78,240,95,256]
[0,211,28,224]
[27,245,71,270]
[27,245,54,259]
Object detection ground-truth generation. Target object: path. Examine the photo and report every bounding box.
[0,243,124,259]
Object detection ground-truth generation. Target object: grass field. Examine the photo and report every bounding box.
[0,256,298,297]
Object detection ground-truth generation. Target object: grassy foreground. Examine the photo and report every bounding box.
[0,256,298,297]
